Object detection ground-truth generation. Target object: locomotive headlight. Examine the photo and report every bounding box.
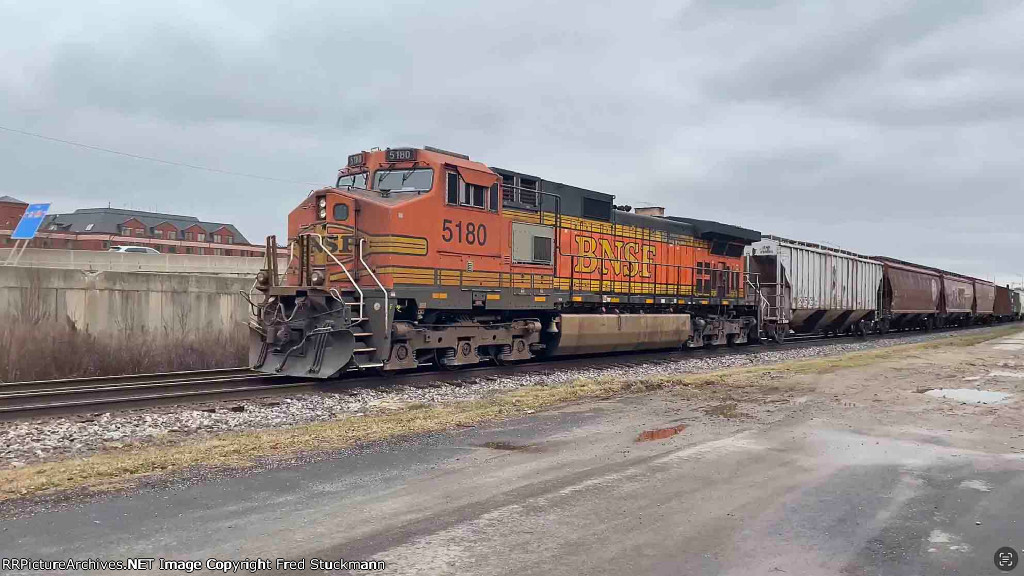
[310,270,326,286]
[318,207,327,219]
[318,198,327,209]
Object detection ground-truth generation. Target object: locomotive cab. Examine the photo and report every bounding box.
[249,146,511,377]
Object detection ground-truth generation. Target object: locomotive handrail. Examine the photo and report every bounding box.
[359,237,388,329]
[304,232,365,322]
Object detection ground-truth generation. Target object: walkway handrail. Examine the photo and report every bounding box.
[359,237,389,329]
[303,232,364,322]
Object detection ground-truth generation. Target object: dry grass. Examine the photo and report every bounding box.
[0,325,1018,502]
[0,318,246,382]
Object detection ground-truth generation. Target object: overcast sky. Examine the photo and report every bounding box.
[1,0,1021,283]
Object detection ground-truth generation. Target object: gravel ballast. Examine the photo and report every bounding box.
[0,331,984,467]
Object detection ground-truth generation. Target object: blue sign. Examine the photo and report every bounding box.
[11,203,51,240]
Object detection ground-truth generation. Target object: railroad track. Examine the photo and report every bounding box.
[0,323,1013,421]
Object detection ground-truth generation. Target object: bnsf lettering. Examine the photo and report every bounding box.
[573,236,657,277]
[315,234,354,255]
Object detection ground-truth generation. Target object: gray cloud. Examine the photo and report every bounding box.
[0,0,1022,283]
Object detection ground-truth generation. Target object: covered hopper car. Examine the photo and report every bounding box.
[994,285,1014,321]
[745,236,882,341]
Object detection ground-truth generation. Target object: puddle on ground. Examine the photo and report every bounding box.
[636,424,687,442]
[922,388,1012,404]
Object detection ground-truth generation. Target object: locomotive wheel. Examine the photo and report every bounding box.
[772,329,786,344]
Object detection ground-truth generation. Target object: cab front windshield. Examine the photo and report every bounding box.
[336,172,368,189]
[373,169,433,192]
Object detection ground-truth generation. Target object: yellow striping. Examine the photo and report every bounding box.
[486,294,501,300]
[534,296,547,302]
[645,298,653,304]
[606,297,620,303]
[571,296,583,302]
[432,292,447,299]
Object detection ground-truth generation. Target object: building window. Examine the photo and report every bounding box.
[196,247,204,255]
[84,223,94,231]
[197,233,205,242]
[225,235,233,245]
[185,232,193,241]
[154,230,163,239]
[213,234,222,243]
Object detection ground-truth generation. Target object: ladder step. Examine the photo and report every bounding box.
[347,362,384,370]
[353,347,376,353]
[352,332,373,338]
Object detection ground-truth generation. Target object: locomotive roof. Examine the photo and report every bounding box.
[662,216,761,244]
[491,167,760,244]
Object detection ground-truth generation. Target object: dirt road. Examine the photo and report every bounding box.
[4,331,1024,575]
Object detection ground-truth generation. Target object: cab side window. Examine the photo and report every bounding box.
[446,171,493,211]
[447,173,459,205]
[463,184,485,208]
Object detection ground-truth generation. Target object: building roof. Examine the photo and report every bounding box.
[0,195,28,205]
[41,207,249,244]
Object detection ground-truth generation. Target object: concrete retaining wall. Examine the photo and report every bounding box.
[0,266,251,337]
[0,248,286,277]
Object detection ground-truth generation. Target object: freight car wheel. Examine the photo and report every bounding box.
[772,329,786,345]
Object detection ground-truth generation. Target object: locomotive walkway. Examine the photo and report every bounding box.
[5,330,1024,574]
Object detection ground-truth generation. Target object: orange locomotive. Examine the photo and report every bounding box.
[248,146,761,377]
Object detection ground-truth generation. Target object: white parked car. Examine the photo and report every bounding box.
[108,245,160,254]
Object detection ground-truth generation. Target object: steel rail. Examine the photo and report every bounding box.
[0,322,1013,420]
[0,367,254,393]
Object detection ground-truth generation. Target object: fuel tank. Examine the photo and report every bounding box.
[548,313,692,356]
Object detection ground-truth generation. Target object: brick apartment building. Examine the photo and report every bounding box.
[0,200,273,257]
[0,196,27,233]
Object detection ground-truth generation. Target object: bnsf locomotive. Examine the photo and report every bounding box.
[247,146,762,377]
